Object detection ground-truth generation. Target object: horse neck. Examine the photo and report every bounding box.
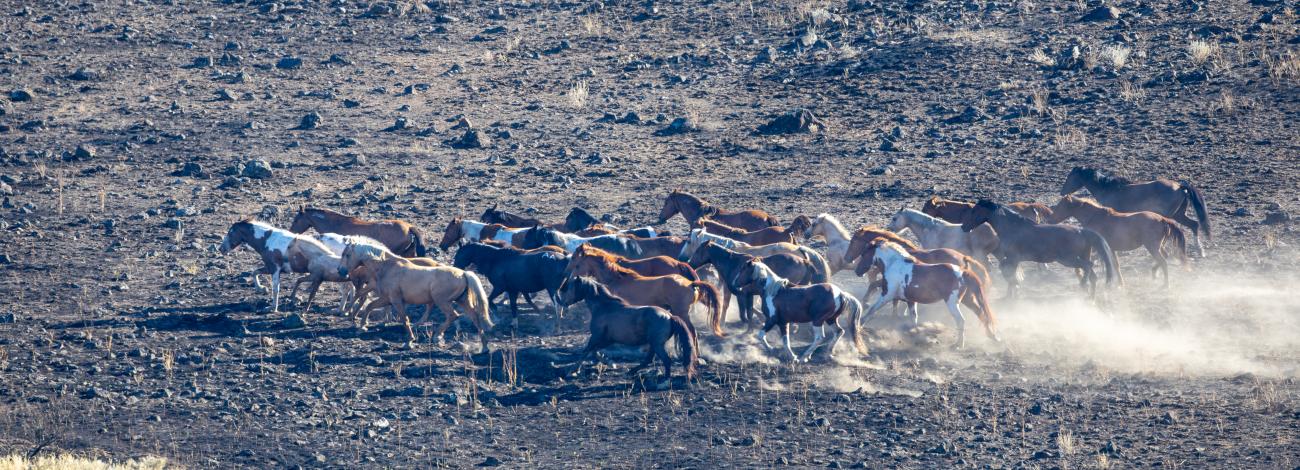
[1066,203,1108,223]
[877,245,912,267]
[816,216,850,243]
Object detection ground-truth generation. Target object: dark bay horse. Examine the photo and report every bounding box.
[480,203,547,228]
[696,215,812,247]
[685,240,825,331]
[1048,196,1188,286]
[563,207,603,232]
[452,242,570,329]
[1060,167,1210,255]
[656,190,779,231]
[960,200,1118,298]
[558,276,697,386]
[922,196,1054,224]
[291,206,428,257]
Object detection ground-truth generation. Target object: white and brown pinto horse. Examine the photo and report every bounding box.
[338,242,493,351]
[863,240,1000,349]
[221,220,336,313]
[437,218,532,250]
[886,209,1000,265]
[291,206,428,257]
[731,260,865,362]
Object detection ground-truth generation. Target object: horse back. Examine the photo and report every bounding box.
[772,284,838,324]
[902,262,963,303]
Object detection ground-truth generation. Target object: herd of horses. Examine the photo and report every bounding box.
[218,167,1210,385]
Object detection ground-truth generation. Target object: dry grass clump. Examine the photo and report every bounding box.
[1187,40,1219,65]
[0,453,170,470]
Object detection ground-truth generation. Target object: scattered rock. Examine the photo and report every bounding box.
[945,105,990,124]
[190,56,213,68]
[9,89,35,102]
[73,144,97,160]
[757,109,825,135]
[173,162,204,177]
[384,117,410,132]
[1233,207,1253,217]
[282,313,307,329]
[68,68,99,81]
[241,159,274,179]
[450,129,492,149]
[655,117,700,136]
[276,57,303,69]
[615,111,642,124]
[296,112,323,130]
[1079,6,1120,22]
[0,181,11,196]
[478,456,502,467]
[1262,209,1290,225]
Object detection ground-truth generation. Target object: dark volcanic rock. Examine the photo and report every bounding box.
[172,162,204,177]
[757,109,825,135]
[276,57,303,70]
[451,129,492,148]
[296,112,323,130]
[655,117,700,136]
[9,89,35,102]
[241,159,273,179]
[1079,6,1120,22]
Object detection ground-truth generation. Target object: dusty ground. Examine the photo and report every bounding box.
[1,0,1299,467]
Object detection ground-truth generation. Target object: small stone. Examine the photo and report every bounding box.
[451,129,492,149]
[68,69,99,81]
[296,112,323,130]
[276,57,303,69]
[1261,210,1290,225]
[190,56,213,68]
[757,109,825,135]
[282,313,307,329]
[74,144,96,160]
[173,162,204,177]
[241,159,273,179]
[1079,6,1120,22]
[478,456,501,467]
[9,89,34,102]
[655,117,699,136]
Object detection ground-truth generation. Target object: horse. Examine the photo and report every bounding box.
[1048,196,1188,286]
[558,276,697,386]
[295,233,386,315]
[563,207,608,233]
[960,200,1118,298]
[221,219,337,313]
[437,218,531,250]
[860,240,1000,349]
[803,213,856,274]
[338,242,493,350]
[565,253,724,337]
[696,215,811,247]
[290,206,428,257]
[685,241,827,332]
[886,209,1000,265]
[480,203,547,228]
[844,227,993,310]
[567,245,700,282]
[452,242,570,329]
[1061,166,1210,256]
[730,260,865,362]
[679,229,831,284]
[656,190,780,231]
[922,196,1055,224]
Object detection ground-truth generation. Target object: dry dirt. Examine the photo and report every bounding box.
[1,0,1299,468]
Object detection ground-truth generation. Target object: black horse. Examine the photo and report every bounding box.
[558,276,697,386]
[960,200,1118,298]
[480,203,545,228]
[452,242,569,329]
[563,207,603,233]
[1060,167,1210,255]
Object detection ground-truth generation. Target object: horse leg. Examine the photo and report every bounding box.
[825,319,845,359]
[780,323,797,362]
[1146,241,1169,288]
[945,294,967,349]
[629,347,654,375]
[390,299,415,348]
[507,292,521,330]
[652,343,673,388]
[431,300,460,347]
[287,276,306,304]
[301,279,324,318]
[522,291,546,315]
[355,296,389,330]
[756,314,779,350]
[906,302,920,325]
[270,267,282,313]
[1168,203,1204,257]
[799,323,826,363]
[998,260,1019,299]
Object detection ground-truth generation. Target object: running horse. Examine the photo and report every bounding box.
[290,206,428,257]
[922,196,1055,224]
[558,276,697,387]
[685,241,827,331]
[860,240,1000,349]
[565,254,724,337]
[1048,195,1188,286]
[695,215,812,247]
[843,226,993,309]
[960,200,1118,298]
[452,242,570,330]
[480,203,547,228]
[1060,166,1210,255]
[802,213,857,274]
[220,219,336,313]
[886,208,1000,265]
[730,259,866,362]
[656,190,780,231]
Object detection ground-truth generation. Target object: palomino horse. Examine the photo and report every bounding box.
[730,260,865,362]
[565,254,724,337]
[221,219,336,313]
[480,203,547,228]
[566,245,700,282]
[338,242,493,350]
[558,276,697,386]
[1061,166,1210,255]
[452,242,570,329]
[1048,196,1188,286]
[679,229,831,283]
[922,196,1054,224]
[696,215,811,247]
[656,190,779,231]
[886,209,1000,265]
[437,218,531,250]
[861,240,1000,348]
[685,241,827,332]
[803,213,856,274]
[290,206,428,257]
[960,200,1118,298]
[844,227,992,308]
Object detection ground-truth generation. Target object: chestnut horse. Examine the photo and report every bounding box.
[731,260,865,362]
[656,190,779,231]
[686,241,827,332]
[221,220,337,313]
[290,206,428,257]
[922,196,1054,224]
[338,242,493,350]
[960,200,1118,298]
[862,240,1000,348]
[1048,196,1188,286]
[1061,166,1210,255]
[566,254,724,337]
[558,276,697,386]
[886,209,1000,265]
[696,215,811,247]
[844,227,992,308]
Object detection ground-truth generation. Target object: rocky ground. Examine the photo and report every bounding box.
[1,0,1299,467]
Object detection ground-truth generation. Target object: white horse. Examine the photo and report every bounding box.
[314,233,390,313]
[886,209,999,265]
[454,219,532,246]
[803,213,855,274]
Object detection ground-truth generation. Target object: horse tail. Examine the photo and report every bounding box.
[1165,220,1189,268]
[1083,229,1118,286]
[462,272,494,330]
[410,227,428,257]
[840,290,867,355]
[799,246,832,284]
[690,281,724,337]
[961,269,1000,341]
[1182,181,1211,242]
[963,257,994,297]
[668,315,698,380]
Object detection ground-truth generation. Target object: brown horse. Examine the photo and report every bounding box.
[844,226,992,311]
[558,276,697,387]
[922,196,1054,224]
[960,200,1118,298]
[566,245,700,282]
[338,242,494,350]
[685,240,826,331]
[290,206,428,257]
[480,203,548,228]
[566,254,724,337]
[656,190,779,231]
[730,259,865,362]
[862,240,1000,348]
[696,215,812,247]
[1061,167,1210,255]
[1048,196,1188,286]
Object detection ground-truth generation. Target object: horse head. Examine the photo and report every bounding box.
[656,193,679,225]
[1060,167,1089,195]
[219,221,250,253]
[288,207,312,233]
[961,200,998,232]
[438,218,463,250]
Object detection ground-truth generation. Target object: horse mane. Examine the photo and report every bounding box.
[304,207,344,217]
[586,254,642,280]
[1063,196,1120,215]
[576,244,624,264]
[856,226,919,250]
